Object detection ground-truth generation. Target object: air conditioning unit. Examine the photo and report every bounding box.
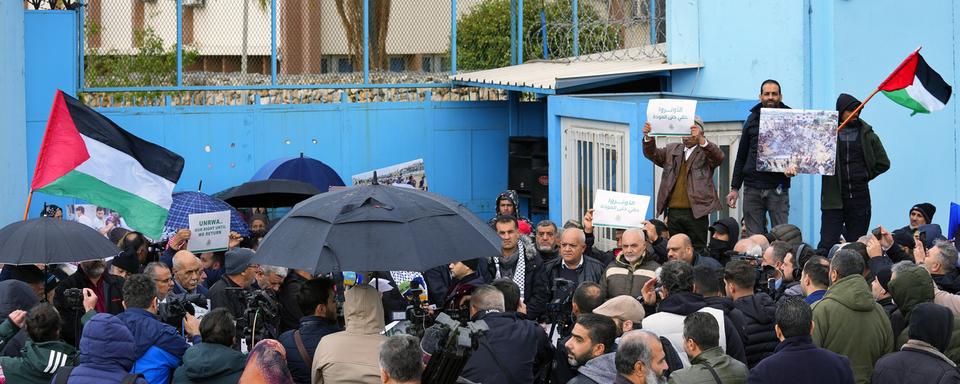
[182,0,204,7]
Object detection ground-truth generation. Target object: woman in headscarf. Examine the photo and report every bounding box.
[239,339,293,384]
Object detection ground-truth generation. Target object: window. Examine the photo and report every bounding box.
[421,57,432,72]
[337,58,353,73]
[389,57,406,72]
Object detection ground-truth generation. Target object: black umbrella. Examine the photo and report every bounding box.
[253,181,500,273]
[215,179,322,208]
[0,217,119,264]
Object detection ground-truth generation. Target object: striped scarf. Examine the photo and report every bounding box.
[494,240,527,297]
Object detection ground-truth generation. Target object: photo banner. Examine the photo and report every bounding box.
[757,108,838,175]
[352,159,428,191]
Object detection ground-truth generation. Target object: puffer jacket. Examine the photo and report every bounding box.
[600,254,660,299]
[643,292,747,366]
[733,294,778,368]
[116,308,191,384]
[888,266,960,362]
[812,275,893,384]
[312,285,387,384]
[567,353,618,384]
[0,318,77,384]
[52,313,146,384]
[172,342,246,384]
[668,346,749,384]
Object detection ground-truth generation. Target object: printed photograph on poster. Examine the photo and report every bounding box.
[757,108,838,175]
[66,204,129,235]
[645,99,697,136]
[352,159,428,191]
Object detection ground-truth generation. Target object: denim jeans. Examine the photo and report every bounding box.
[742,187,789,235]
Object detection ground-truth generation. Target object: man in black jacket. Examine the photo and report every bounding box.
[277,277,341,384]
[277,269,311,333]
[726,79,796,236]
[488,215,542,304]
[54,259,124,346]
[725,260,778,368]
[872,302,960,384]
[694,265,748,337]
[527,228,605,321]
[207,248,258,343]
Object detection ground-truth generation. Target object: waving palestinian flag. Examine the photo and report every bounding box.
[31,90,184,238]
[880,51,952,115]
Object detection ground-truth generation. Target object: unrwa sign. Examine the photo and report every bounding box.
[187,210,231,252]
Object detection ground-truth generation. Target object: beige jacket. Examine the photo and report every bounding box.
[312,284,387,384]
[934,286,960,317]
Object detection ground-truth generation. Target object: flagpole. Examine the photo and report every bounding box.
[23,190,34,220]
[838,45,923,132]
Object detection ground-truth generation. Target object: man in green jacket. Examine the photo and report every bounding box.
[818,93,890,251]
[669,312,748,384]
[173,308,246,384]
[887,261,960,362]
[0,303,78,384]
[812,250,893,384]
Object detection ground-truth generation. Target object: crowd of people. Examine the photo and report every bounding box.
[0,78,951,384]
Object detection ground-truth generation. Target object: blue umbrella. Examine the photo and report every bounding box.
[251,154,345,193]
[162,191,250,240]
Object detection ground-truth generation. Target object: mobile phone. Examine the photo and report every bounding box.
[872,227,883,241]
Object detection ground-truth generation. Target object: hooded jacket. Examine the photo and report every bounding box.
[888,265,960,362]
[643,134,725,219]
[747,335,855,384]
[731,102,792,190]
[703,296,748,340]
[872,303,960,384]
[116,307,191,384]
[732,294,779,368]
[812,275,893,384]
[278,316,341,383]
[460,311,551,384]
[600,253,660,300]
[488,190,533,231]
[312,284,387,384]
[0,280,39,358]
[668,346,749,384]
[567,352,618,384]
[643,292,747,366]
[820,117,890,209]
[171,342,246,384]
[54,313,146,384]
[0,318,77,384]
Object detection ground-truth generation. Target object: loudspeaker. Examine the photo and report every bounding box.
[508,137,548,209]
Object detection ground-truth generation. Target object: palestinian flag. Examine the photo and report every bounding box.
[31,90,184,238]
[879,51,952,115]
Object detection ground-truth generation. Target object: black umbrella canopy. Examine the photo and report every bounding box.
[0,218,119,264]
[253,184,500,273]
[215,179,321,208]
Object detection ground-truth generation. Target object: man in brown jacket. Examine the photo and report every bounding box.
[643,116,724,255]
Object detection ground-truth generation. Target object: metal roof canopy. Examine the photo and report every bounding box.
[450,45,702,94]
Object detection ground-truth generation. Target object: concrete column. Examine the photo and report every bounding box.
[0,2,28,224]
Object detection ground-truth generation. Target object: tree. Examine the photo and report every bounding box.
[334,0,392,72]
[455,0,621,71]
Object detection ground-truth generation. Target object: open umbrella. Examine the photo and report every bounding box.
[214,179,321,208]
[253,181,499,273]
[163,191,250,240]
[251,154,345,193]
[0,217,119,264]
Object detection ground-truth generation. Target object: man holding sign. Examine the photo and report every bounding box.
[643,116,724,254]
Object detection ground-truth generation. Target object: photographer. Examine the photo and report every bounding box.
[172,308,246,383]
[54,259,125,346]
[208,248,258,321]
[278,277,341,384]
[116,274,200,384]
[459,285,551,384]
[444,259,485,312]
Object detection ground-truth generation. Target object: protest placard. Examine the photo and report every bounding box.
[187,210,231,252]
[592,190,651,229]
[352,159,428,191]
[757,108,838,175]
[646,99,698,136]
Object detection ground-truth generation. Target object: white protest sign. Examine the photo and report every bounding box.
[591,190,651,229]
[646,99,698,136]
[187,210,231,252]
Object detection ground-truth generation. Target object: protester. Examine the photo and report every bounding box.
[566,313,619,384]
[872,267,898,316]
[724,260,778,368]
[760,241,805,303]
[924,240,960,294]
[528,228,605,320]
[640,260,747,365]
[443,259,484,312]
[200,251,226,288]
[707,218,739,265]
[592,296,645,336]
[552,281,604,384]
[535,220,561,261]
[582,209,624,266]
[143,262,173,303]
[173,308,246,384]
[642,116,724,254]
[0,278,41,357]
[488,215,541,303]
[460,285,550,384]
[747,298,854,384]
[278,269,312,333]
[171,250,209,296]
[208,248,258,323]
[488,190,532,234]
[601,228,660,299]
[900,202,936,234]
[490,278,524,313]
[278,277,341,384]
[727,79,795,235]
[240,339,294,384]
[254,265,288,293]
[887,261,960,361]
[668,312,749,384]
[614,330,670,384]
[812,250,892,383]
[694,265,748,335]
[110,250,141,279]
[51,313,147,383]
[800,256,831,305]
[54,259,125,346]
[667,234,721,270]
[379,334,423,384]
[249,214,270,239]
[0,304,77,384]
[116,274,199,384]
[871,302,960,384]
[312,284,386,384]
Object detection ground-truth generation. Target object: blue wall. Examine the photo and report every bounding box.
[0,3,28,224]
[668,0,960,243]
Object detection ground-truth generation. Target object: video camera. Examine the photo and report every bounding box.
[726,251,778,295]
[62,288,84,313]
[241,289,280,346]
[157,293,208,324]
[421,312,489,384]
[543,278,576,338]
